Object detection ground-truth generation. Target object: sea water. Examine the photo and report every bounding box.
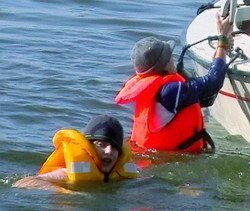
[0,0,249,210]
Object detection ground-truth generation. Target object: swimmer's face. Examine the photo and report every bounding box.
[92,140,119,174]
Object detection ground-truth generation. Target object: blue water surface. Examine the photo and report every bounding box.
[0,0,249,210]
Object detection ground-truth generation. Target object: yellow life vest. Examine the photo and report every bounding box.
[38,129,138,182]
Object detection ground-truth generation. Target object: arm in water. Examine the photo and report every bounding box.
[12,168,69,192]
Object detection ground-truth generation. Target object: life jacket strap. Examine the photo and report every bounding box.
[177,129,215,150]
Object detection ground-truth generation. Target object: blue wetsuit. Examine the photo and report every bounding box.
[157,58,227,113]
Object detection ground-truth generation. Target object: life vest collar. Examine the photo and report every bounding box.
[38,129,138,182]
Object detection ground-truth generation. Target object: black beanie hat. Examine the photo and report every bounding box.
[84,115,123,154]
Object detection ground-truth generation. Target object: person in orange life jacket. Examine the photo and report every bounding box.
[115,15,233,152]
[13,115,138,191]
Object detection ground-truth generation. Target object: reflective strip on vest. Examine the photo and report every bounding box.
[124,162,138,173]
[70,162,90,173]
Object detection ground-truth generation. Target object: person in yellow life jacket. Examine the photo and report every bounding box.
[13,115,138,191]
[115,16,233,152]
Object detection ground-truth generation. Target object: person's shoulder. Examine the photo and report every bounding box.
[159,81,181,98]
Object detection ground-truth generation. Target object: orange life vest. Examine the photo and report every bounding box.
[115,73,207,152]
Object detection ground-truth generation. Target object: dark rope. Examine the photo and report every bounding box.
[197,2,219,15]
[176,35,219,79]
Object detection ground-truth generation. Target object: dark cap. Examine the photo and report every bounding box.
[84,115,123,154]
[131,36,175,75]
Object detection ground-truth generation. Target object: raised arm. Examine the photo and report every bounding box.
[158,15,233,113]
